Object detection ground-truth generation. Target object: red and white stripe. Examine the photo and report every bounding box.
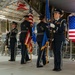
[28,13,33,25]
[68,29,75,40]
[25,30,32,53]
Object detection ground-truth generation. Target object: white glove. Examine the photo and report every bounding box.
[6,31,9,34]
[50,23,55,28]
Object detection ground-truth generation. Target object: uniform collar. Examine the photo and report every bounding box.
[57,18,62,22]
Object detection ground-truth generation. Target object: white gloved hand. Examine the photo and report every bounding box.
[50,23,55,28]
[6,31,9,34]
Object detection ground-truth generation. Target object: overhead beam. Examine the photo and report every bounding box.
[0,14,20,20]
[5,16,20,21]
[0,16,21,23]
[2,8,27,16]
[0,17,21,23]
[0,10,23,19]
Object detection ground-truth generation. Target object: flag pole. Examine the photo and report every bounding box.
[65,18,68,56]
[45,0,50,64]
[28,0,32,61]
[67,15,72,60]
[30,52,32,61]
[64,15,69,58]
[70,40,72,60]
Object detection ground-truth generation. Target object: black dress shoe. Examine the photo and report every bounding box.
[53,68,61,71]
[43,63,46,66]
[37,65,43,68]
[56,69,61,71]
[9,60,15,61]
[13,59,15,61]
[21,62,26,64]
[9,60,12,61]
[26,59,31,61]
[53,68,57,71]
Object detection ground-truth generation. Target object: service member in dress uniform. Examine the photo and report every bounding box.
[20,15,32,64]
[50,9,66,71]
[8,21,18,61]
[37,15,50,68]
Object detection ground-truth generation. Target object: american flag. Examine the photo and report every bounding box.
[69,16,75,41]
[28,6,33,25]
[25,30,32,53]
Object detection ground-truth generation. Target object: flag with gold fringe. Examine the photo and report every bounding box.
[41,32,49,50]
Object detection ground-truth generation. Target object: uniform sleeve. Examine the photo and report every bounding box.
[44,23,50,38]
[56,19,66,33]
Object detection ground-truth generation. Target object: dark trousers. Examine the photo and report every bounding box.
[37,42,46,66]
[10,41,16,60]
[53,41,63,69]
[21,42,29,63]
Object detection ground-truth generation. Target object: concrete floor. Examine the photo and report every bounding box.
[0,55,75,75]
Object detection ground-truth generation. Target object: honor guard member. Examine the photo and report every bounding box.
[20,15,32,64]
[8,21,18,61]
[50,9,66,71]
[37,15,50,68]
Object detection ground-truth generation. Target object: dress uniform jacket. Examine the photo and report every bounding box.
[37,21,50,42]
[9,28,18,42]
[53,18,66,42]
[20,20,32,42]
